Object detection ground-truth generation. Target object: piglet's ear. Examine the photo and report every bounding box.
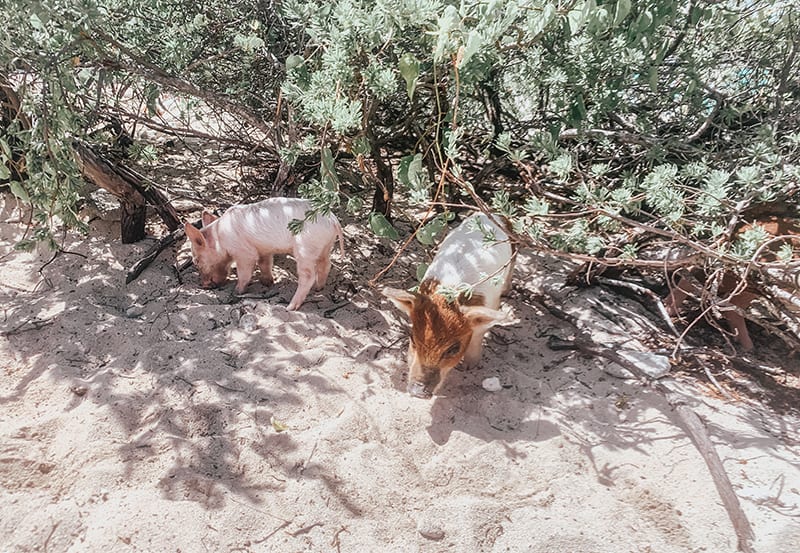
[461,305,514,330]
[382,287,417,316]
[201,211,218,226]
[184,222,206,248]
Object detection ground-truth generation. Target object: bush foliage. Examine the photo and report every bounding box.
[2,1,798,265]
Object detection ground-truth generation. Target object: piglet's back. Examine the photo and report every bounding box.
[423,212,513,302]
[214,198,321,255]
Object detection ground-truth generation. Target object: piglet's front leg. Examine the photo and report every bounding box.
[462,330,487,370]
[234,258,256,294]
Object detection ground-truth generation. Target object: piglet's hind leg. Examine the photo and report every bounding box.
[258,254,274,286]
[314,251,332,290]
[287,260,316,311]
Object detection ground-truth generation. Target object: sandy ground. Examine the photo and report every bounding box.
[1,189,799,553]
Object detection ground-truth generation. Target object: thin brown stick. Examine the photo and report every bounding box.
[1,316,56,336]
[252,520,292,544]
[701,364,737,401]
[368,114,454,285]
[331,525,349,553]
[126,226,188,284]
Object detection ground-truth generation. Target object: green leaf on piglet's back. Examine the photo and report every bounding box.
[416,262,429,282]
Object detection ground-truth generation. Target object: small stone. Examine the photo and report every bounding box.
[238,313,258,332]
[204,318,218,331]
[125,304,144,318]
[482,376,502,392]
[417,523,445,541]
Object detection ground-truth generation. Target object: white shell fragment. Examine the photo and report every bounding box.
[482,376,502,392]
[238,313,258,332]
[616,350,671,379]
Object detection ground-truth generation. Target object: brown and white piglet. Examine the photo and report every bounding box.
[384,212,515,398]
[184,197,344,311]
[665,216,800,351]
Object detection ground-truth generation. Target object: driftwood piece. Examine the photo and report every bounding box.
[539,296,755,553]
[73,141,146,242]
[125,227,185,284]
[125,220,201,284]
[73,140,181,243]
[595,276,681,338]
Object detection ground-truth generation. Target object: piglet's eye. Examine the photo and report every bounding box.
[443,341,461,358]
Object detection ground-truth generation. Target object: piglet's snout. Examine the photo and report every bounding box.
[199,276,224,289]
[407,368,441,398]
[407,381,432,399]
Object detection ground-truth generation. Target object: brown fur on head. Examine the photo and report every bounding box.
[184,212,231,289]
[384,283,507,398]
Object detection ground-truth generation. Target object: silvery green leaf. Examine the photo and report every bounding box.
[398,53,419,99]
[416,263,429,282]
[613,0,631,27]
[369,212,399,239]
[416,214,449,245]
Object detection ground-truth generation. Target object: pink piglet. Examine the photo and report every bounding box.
[185,197,344,311]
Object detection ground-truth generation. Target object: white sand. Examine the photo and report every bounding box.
[1,192,798,552]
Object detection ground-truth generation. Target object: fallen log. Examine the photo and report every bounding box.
[72,140,181,243]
